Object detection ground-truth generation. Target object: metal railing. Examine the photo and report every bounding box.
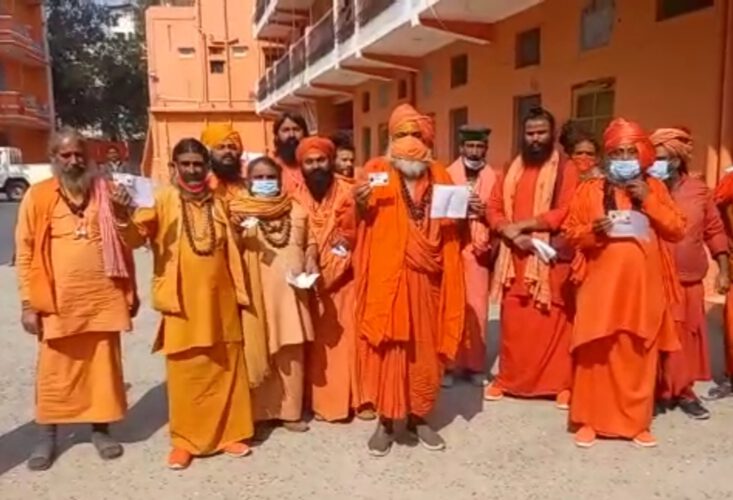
[357,0,395,26]
[274,52,291,89]
[307,10,335,65]
[256,74,268,101]
[0,15,45,58]
[254,0,269,25]
[336,0,356,44]
[291,37,306,77]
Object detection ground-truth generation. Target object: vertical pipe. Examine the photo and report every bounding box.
[197,0,209,104]
[223,0,232,108]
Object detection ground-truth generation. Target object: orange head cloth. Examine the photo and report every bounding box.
[200,123,243,150]
[603,118,656,169]
[389,135,431,162]
[295,136,336,164]
[388,103,435,146]
[650,127,693,165]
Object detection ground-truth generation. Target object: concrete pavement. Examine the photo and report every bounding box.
[1,256,733,499]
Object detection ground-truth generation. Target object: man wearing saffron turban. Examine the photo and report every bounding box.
[353,104,465,456]
[201,123,245,197]
[563,118,685,448]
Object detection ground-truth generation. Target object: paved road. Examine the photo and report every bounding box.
[0,202,17,264]
[1,246,733,498]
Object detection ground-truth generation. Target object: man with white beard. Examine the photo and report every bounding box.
[353,104,465,457]
[444,126,496,388]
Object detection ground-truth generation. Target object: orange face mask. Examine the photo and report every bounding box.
[572,156,596,173]
[389,136,430,162]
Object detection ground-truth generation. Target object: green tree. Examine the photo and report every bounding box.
[46,0,149,140]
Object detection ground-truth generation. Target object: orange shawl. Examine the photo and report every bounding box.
[354,158,465,360]
[491,151,559,309]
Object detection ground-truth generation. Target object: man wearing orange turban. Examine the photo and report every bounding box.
[353,104,465,456]
[563,118,685,448]
[288,136,369,423]
[650,127,729,419]
[486,107,577,409]
[201,123,244,195]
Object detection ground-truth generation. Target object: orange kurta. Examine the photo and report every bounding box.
[15,183,132,424]
[275,155,305,196]
[487,156,577,397]
[292,176,360,422]
[564,178,684,438]
[355,158,465,420]
[446,160,496,372]
[714,186,733,377]
[121,186,253,455]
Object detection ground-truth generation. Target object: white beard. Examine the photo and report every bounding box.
[391,158,428,179]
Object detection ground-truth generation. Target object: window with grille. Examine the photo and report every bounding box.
[516,28,541,68]
[209,61,225,74]
[449,107,469,159]
[657,0,713,21]
[571,79,615,141]
[450,54,468,88]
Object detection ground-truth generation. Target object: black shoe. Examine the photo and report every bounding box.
[703,380,733,401]
[678,398,711,420]
[367,420,394,457]
[653,400,669,418]
[91,423,124,460]
[27,424,57,471]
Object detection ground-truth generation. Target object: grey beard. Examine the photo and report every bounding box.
[390,157,428,179]
[54,162,98,196]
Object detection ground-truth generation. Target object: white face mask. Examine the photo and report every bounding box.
[647,160,671,180]
[608,159,642,182]
[463,157,486,171]
[250,179,279,197]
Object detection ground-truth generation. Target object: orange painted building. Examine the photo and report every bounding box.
[255,0,733,184]
[0,0,53,162]
[143,0,270,181]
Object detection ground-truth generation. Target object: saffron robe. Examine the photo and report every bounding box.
[355,157,465,420]
[564,178,684,438]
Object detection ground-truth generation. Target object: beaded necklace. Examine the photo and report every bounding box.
[181,195,216,256]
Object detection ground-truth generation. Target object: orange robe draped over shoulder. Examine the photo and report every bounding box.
[293,176,361,422]
[564,178,684,438]
[446,160,496,372]
[487,156,577,397]
[713,178,733,377]
[15,179,133,424]
[120,186,253,455]
[355,158,465,420]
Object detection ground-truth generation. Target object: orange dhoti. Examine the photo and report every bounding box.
[36,331,126,424]
[571,332,658,438]
[725,287,733,377]
[166,341,253,455]
[359,268,443,420]
[658,281,710,400]
[252,345,305,422]
[453,249,490,373]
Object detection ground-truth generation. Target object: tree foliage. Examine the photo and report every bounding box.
[47,0,149,140]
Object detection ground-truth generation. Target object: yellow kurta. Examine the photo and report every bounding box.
[15,190,130,424]
[121,186,253,454]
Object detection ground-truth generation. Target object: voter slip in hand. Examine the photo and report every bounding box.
[429,185,471,219]
[607,210,650,241]
[112,173,155,208]
[286,272,320,289]
[240,217,259,229]
[531,238,558,264]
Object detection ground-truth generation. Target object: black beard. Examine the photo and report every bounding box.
[521,141,554,166]
[211,158,241,182]
[305,168,334,202]
[275,137,300,166]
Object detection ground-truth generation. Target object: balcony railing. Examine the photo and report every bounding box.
[0,15,45,62]
[0,90,51,127]
[336,0,356,44]
[307,10,334,65]
[274,52,291,89]
[357,0,395,26]
[254,0,270,25]
[291,37,306,78]
[256,74,268,102]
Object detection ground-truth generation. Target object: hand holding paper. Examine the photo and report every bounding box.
[531,238,557,264]
[430,184,470,219]
[112,173,155,209]
[607,210,650,241]
[286,272,320,289]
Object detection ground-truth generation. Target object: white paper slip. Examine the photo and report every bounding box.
[368,172,389,187]
[241,217,259,229]
[607,210,650,241]
[286,272,320,289]
[429,184,470,219]
[331,245,348,257]
[113,173,155,208]
[531,238,557,264]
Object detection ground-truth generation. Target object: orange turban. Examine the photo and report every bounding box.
[650,127,693,165]
[200,123,243,150]
[603,118,655,169]
[295,136,335,164]
[388,103,435,146]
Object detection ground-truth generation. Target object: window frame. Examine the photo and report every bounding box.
[570,78,616,142]
[449,106,469,160]
[515,27,541,69]
[656,0,714,21]
[450,54,469,89]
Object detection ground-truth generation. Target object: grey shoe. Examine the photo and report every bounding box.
[91,423,124,460]
[27,424,57,471]
[415,423,446,451]
[367,420,394,457]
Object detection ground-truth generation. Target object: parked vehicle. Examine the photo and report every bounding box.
[0,147,29,201]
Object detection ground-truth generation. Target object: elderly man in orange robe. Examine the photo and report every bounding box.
[354,104,465,456]
[564,118,685,448]
[114,138,254,469]
[709,168,733,399]
[288,136,370,422]
[486,107,578,408]
[443,125,496,388]
[272,112,309,194]
[649,127,729,419]
[15,128,137,471]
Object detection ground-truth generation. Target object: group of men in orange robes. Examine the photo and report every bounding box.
[16,101,733,472]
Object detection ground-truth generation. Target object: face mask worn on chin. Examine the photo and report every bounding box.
[647,160,671,180]
[250,179,279,197]
[608,159,642,182]
[463,158,486,171]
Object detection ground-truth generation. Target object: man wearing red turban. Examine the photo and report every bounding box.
[649,127,729,420]
[289,136,369,423]
[563,118,685,448]
[486,107,577,409]
[352,104,465,456]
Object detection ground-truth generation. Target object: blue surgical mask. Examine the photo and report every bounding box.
[647,160,670,180]
[608,159,641,182]
[250,179,279,197]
